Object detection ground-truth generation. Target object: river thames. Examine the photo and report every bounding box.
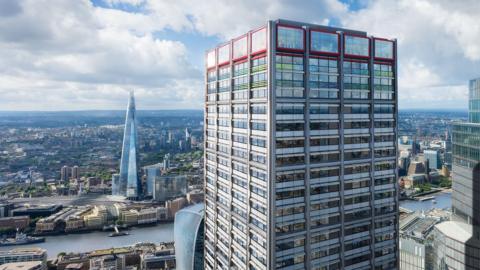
[399,191,452,211]
[0,223,174,259]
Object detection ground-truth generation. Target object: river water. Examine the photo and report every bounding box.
[399,191,452,212]
[0,223,174,259]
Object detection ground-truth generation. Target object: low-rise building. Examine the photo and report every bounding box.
[137,208,157,225]
[141,243,175,270]
[83,206,107,229]
[0,248,47,268]
[0,261,44,270]
[165,197,186,219]
[0,216,29,230]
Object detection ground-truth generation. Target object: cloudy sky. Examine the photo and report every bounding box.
[0,0,478,111]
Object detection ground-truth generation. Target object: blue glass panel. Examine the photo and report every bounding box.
[345,35,369,56]
[375,39,393,59]
[311,31,338,53]
[278,26,304,50]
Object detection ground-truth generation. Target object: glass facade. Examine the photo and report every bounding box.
[469,78,480,123]
[205,20,397,270]
[345,35,369,56]
[251,27,267,53]
[233,36,248,60]
[311,31,339,54]
[174,203,205,270]
[277,26,304,50]
[118,91,140,198]
[375,39,393,59]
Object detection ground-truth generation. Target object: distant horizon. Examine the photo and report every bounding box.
[0,108,469,113]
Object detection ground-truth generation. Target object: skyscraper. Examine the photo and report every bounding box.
[117,91,140,199]
[432,77,480,269]
[204,19,398,270]
[174,203,205,270]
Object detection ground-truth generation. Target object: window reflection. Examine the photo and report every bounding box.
[278,26,304,50]
[311,31,338,53]
[345,35,369,56]
[375,39,393,59]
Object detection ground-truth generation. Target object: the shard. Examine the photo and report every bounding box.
[116,91,140,199]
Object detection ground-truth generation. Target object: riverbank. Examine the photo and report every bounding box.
[0,223,175,259]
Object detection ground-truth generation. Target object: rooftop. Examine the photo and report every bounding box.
[0,261,43,270]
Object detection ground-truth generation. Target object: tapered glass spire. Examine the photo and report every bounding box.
[117,91,140,199]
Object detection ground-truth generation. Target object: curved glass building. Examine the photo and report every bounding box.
[174,203,204,270]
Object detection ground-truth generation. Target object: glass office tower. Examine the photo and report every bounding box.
[433,78,480,269]
[204,19,398,270]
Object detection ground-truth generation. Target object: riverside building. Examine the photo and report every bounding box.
[204,19,398,269]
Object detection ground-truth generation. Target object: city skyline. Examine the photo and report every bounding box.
[0,0,479,111]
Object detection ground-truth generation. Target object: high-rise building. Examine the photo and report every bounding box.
[144,164,162,198]
[60,165,70,182]
[71,166,80,180]
[153,174,187,202]
[204,19,398,270]
[431,77,480,269]
[423,149,441,170]
[111,174,120,196]
[117,91,140,199]
[174,203,204,270]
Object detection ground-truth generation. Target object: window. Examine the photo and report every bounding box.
[251,27,267,54]
[276,171,305,183]
[251,72,267,88]
[233,61,248,77]
[218,66,231,80]
[276,55,304,71]
[251,121,266,131]
[276,139,304,148]
[251,152,266,164]
[207,70,216,82]
[233,120,247,129]
[310,137,339,146]
[251,56,267,73]
[310,121,339,130]
[251,137,266,147]
[374,104,395,114]
[207,50,216,68]
[276,155,305,166]
[310,104,339,114]
[344,104,370,114]
[344,135,370,144]
[276,103,305,114]
[276,122,304,131]
[310,152,340,163]
[233,35,247,60]
[311,31,338,54]
[375,39,393,59]
[251,105,266,114]
[218,44,230,64]
[345,35,369,57]
[233,75,248,91]
[344,61,369,75]
[277,26,304,50]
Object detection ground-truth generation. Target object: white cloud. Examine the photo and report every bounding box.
[341,0,480,109]
[0,0,478,110]
[0,0,202,110]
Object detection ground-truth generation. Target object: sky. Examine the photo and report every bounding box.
[0,0,479,111]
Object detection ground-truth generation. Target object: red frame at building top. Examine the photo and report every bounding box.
[250,26,267,56]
